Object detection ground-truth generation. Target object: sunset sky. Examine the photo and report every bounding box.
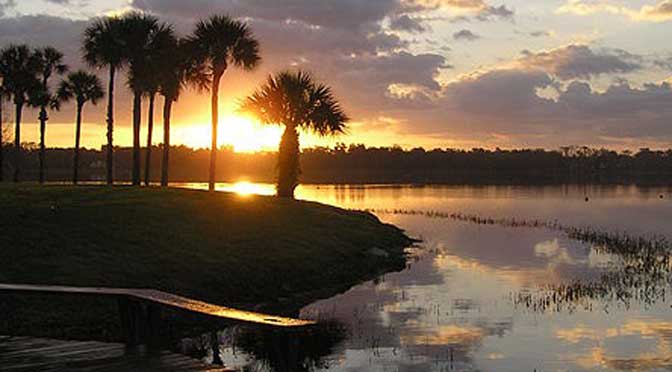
[1,0,671,151]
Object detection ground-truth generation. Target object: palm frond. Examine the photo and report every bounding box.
[186,14,261,79]
[240,70,349,136]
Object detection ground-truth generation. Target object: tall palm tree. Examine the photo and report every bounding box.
[241,71,348,198]
[34,47,68,183]
[120,12,160,186]
[57,71,104,184]
[0,77,8,182]
[157,39,209,187]
[0,45,40,182]
[83,16,125,185]
[186,15,261,191]
[143,23,175,186]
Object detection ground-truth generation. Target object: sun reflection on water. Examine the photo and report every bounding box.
[223,181,276,196]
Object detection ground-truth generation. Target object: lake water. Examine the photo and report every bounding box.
[181,183,672,372]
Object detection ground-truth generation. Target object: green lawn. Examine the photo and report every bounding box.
[0,185,411,340]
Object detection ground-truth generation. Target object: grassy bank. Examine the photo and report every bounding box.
[0,185,412,340]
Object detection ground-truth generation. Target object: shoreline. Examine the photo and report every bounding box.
[0,185,413,341]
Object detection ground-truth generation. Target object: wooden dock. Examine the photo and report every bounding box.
[0,335,233,371]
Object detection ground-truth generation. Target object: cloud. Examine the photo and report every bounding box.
[389,14,427,32]
[475,4,514,21]
[517,44,642,80]
[453,29,480,41]
[529,30,552,38]
[402,66,672,147]
[557,0,672,22]
[0,0,16,17]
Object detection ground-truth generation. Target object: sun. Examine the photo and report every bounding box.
[174,115,283,152]
[219,115,283,153]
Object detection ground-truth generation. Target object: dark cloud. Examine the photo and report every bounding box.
[389,14,427,32]
[131,0,400,29]
[529,30,551,37]
[653,56,672,70]
[453,29,480,41]
[519,44,642,80]
[475,4,514,21]
[394,67,672,146]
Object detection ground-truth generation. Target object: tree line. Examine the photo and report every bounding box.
[0,12,347,198]
[3,144,671,185]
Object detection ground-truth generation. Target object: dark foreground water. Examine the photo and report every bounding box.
[183,183,672,372]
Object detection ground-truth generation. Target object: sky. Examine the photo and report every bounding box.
[0,0,671,151]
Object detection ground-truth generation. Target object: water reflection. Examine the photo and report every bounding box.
[177,183,672,371]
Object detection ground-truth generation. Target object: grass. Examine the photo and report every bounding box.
[0,185,412,341]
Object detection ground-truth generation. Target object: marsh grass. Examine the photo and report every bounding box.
[369,208,672,312]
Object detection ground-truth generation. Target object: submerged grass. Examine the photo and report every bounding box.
[370,208,672,312]
[0,185,413,340]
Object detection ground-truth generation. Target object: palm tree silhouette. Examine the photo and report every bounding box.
[142,23,175,187]
[156,38,209,187]
[0,74,9,182]
[33,47,68,183]
[83,16,125,185]
[241,71,348,198]
[119,12,162,186]
[186,15,261,191]
[0,44,41,182]
[57,71,104,184]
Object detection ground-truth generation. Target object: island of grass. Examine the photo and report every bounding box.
[0,185,413,341]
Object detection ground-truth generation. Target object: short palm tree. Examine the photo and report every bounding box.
[0,45,41,182]
[157,39,209,187]
[33,47,68,183]
[186,15,261,191]
[83,16,125,185]
[241,71,348,198]
[120,12,160,186]
[57,71,104,184]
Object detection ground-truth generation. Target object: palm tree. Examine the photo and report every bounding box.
[143,23,175,187]
[120,12,160,186]
[0,45,41,182]
[186,15,261,191]
[0,76,8,182]
[241,71,348,198]
[57,71,104,184]
[33,47,68,183]
[156,39,209,187]
[83,16,125,185]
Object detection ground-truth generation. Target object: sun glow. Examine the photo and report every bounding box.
[224,181,276,196]
[175,115,283,152]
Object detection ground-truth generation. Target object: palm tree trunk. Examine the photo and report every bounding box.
[72,102,83,185]
[13,101,22,183]
[144,93,155,186]
[161,97,172,187]
[132,91,142,186]
[38,107,47,184]
[208,73,222,192]
[277,125,300,198]
[106,67,115,185]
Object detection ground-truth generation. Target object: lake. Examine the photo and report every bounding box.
[181,183,672,372]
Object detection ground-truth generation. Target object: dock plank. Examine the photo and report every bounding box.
[0,336,233,372]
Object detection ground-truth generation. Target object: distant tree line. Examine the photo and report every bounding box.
[3,144,671,185]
